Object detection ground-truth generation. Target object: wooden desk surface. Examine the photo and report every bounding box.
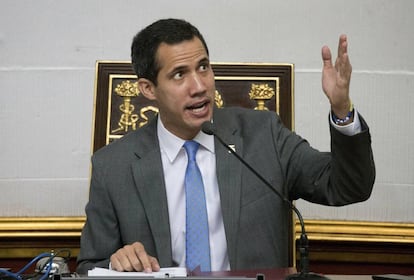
[327,275,373,280]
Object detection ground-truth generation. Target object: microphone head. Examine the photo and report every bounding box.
[201,121,215,135]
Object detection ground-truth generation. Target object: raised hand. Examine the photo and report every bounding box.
[321,34,353,119]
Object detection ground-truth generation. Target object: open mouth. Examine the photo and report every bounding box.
[186,100,210,113]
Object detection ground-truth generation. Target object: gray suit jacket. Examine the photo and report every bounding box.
[77,107,375,274]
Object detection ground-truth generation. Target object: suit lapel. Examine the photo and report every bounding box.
[130,118,173,267]
[214,110,243,268]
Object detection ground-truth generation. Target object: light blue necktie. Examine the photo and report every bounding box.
[183,140,211,272]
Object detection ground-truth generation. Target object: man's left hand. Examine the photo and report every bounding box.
[321,34,353,119]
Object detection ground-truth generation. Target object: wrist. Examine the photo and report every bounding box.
[332,99,353,118]
[331,102,354,125]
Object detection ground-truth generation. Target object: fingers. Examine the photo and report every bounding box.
[323,35,349,70]
[322,35,352,82]
[321,45,333,68]
[321,34,352,109]
[149,256,161,272]
[337,34,348,58]
[136,246,160,272]
[110,242,160,272]
[338,52,352,82]
[336,34,352,72]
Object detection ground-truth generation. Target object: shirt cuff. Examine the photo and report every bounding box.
[330,107,362,136]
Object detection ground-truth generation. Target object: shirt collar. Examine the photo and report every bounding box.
[157,115,215,163]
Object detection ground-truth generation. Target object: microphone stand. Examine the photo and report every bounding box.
[203,122,330,280]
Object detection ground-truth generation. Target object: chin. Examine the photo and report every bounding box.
[198,116,211,126]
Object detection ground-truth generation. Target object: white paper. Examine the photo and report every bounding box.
[88,267,188,278]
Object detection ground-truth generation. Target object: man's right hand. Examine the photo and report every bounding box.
[110,242,160,272]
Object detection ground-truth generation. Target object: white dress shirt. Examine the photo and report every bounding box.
[157,117,230,271]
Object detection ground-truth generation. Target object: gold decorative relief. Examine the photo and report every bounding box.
[214,90,224,108]
[249,83,275,111]
[139,106,159,128]
[111,80,140,133]
[110,80,160,134]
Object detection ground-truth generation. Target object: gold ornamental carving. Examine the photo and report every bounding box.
[111,80,139,133]
[111,80,159,133]
[248,83,275,111]
[215,90,224,108]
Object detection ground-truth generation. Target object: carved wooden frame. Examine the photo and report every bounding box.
[91,61,294,153]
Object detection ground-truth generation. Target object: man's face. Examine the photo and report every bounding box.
[141,37,215,140]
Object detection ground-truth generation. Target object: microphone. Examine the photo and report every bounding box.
[201,121,329,280]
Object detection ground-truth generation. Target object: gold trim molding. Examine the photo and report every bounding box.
[0,217,84,238]
[1,216,413,242]
[295,219,414,243]
[0,217,84,258]
[0,216,414,244]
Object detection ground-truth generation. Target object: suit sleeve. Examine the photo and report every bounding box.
[278,113,375,205]
[76,155,121,274]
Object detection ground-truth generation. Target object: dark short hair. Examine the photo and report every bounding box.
[131,18,209,85]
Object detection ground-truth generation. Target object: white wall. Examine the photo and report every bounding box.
[1,0,413,222]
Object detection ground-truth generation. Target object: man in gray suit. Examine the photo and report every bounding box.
[77,18,375,274]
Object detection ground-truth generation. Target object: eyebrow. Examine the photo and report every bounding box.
[168,65,188,79]
[199,57,210,65]
[168,56,210,77]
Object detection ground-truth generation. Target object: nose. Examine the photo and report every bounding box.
[189,72,207,95]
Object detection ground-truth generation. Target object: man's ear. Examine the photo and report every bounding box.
[138,78,156,100]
